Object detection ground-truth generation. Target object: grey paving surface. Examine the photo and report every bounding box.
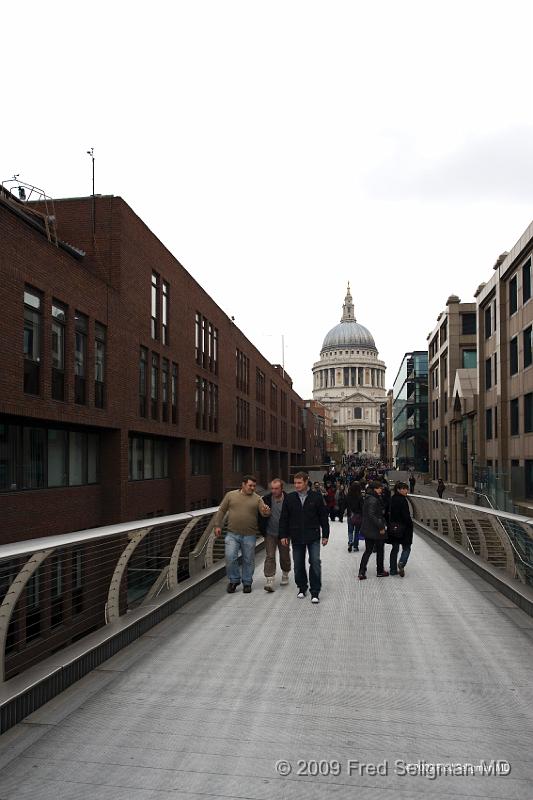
[1,523,533,800]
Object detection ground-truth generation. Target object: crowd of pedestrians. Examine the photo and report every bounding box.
[213,458,417,603]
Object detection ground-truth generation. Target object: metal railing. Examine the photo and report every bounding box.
[409,494,533,587]
[0,508,223,684]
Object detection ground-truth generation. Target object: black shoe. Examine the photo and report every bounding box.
[348,543,353,552]
[358,574,367,580]
[389,571,398,576]
[226,582,239,593]
[398,565,405,577]
[377,571,390,577]
[354,546,359,551]
[243,585,252,593]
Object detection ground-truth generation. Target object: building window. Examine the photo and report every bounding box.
[129,435,169,480]
[236,398,250,438]
[523,259,531,303]
[485,357,492,390]
[256,408,266,441]
[525,393,533,433]
[196,313,218,374]
[0,423,99,491]
[236,349,250,393]
[195,377,218,432]
[94,322,106,409]
[461,313,476,335]
[484,306,492,339]
[74,311,88,404]
[171,363,178,424]
[47,429,68,487]
[440,320,447,344]
[524,326,532,369]
[270,413,277,444]
[151,271,159,339]
[162,358,169,422]
[151,353,159,419]
[462,349,477,369]
[510,337,519,375]
[486,408,493,440]
[493,353,497,385]
[509,274,518,315]
[270,381,278,412]
[190,442,213,476]
[256,369,266,404]
[139,347,148,417]
[162,280,169,345]
[51,301,66,401]
[510,398,519,436]
[24,287,42,395]
[526,460,533,499]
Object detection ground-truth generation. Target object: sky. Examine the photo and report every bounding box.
[3,0,533,398]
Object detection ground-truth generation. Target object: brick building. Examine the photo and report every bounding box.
[0,189,305,545]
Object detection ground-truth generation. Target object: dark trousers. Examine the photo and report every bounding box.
[292,540,321,596]
[359,538,384,575]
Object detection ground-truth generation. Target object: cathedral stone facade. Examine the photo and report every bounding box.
[312,285,387,457]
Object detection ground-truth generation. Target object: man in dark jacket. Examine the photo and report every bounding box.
[279,470,330,603]
[260,478,291,592]
[358,481,389,579]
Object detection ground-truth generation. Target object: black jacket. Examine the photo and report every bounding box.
[345,492,363,515]
[360,492,386,540]
[278,490,330,544]
[389,493,414,545]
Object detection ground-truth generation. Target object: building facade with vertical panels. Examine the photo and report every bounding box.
[392,351,429,472]
[427,295,477,483]
[476,225,533,506]
[0,190,306,545]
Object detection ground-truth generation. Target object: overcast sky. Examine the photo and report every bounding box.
[4,0,533,397]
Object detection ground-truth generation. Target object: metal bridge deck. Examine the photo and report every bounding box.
[0,522,532,799]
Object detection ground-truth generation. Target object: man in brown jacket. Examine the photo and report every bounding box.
[213,475,271,593]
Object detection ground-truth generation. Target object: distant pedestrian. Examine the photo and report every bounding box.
[261,479,291,592]
[358,481,388,579]
[213,475,271,594]
[345,481,363,552]
[408,471,416,494]
[279,471,330,603]
[437,478,446,499]
[388,481,414,577]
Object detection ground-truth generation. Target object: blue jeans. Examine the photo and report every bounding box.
[292,539,321,596]
[347,517,361,546]
[225,532,256,586]
[389,542,411,573]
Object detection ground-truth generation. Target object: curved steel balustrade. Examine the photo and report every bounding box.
[410,494,533,587]
[0,508,222,684]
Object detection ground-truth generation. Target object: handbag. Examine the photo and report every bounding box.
[388,521,405,539]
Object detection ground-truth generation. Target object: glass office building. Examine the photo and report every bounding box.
[392,351,429,472]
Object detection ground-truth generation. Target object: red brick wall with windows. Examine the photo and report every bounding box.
[0,192,305,544]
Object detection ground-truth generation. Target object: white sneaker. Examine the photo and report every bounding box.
[264,577,275,592]
[280,571,290,585]
[297,591,306,599]
[311,596,320,604]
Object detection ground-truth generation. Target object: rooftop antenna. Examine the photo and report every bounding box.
[86,147,95,236]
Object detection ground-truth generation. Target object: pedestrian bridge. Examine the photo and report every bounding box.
[0,498,533,799]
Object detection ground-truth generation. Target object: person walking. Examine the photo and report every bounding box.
[437,478,446,499]
[408,471,416,494]
[279,471,330,604]
[325,484,337,522]
[358,481,388,579]
[388,481,414,577]
[261,478,291,592]
[336,483,347,523]
[345,481,363,552]
[213,475,271,593]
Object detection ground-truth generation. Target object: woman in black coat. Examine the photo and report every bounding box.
[388,481,414,577]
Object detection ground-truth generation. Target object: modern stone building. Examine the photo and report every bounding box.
[476,229,533,506]
[427,295,477,483]
[312,284,387,456]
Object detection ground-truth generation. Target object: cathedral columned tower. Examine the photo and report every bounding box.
[312,284,387,456]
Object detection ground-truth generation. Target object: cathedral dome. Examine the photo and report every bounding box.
[321,321,376,352]
[320,283,377,353]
